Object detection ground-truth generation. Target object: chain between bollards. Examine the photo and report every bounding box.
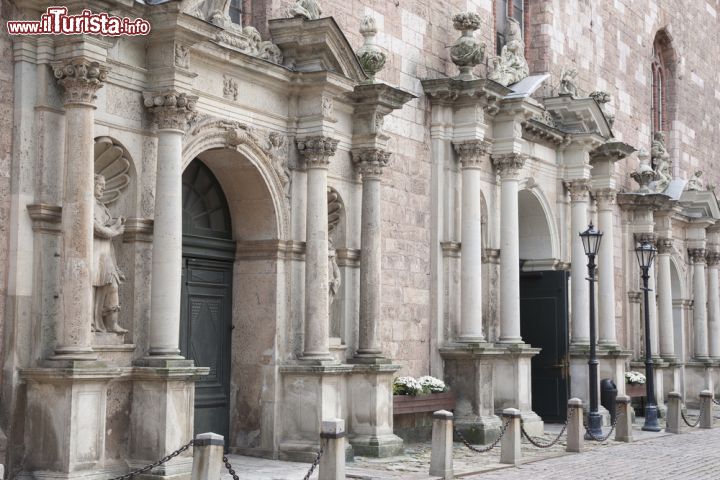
[520,407,573,449]
[108,439,195,480]
[222,455,240,480]
[681,396,707,428]
[583,403,621,442]
[301,441,325,480]
[454,418,511,453]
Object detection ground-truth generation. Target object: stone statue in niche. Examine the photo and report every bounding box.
[288,0,322,20]
[489,17,529,86]
[651,131,672,193]
[93,174,128,334]
[327,188,343,309]
[558,67,578,96]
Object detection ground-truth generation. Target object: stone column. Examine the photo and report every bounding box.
[565,179,591,345]
[595,189,617,345]
[690,248,709,359]
[51,58,108,360]
[492,153,527,343]
[706,252,720,359]
[455,141,490,343]
[657,238,676,358]
[143,91,196,358]
[298,136,338,361]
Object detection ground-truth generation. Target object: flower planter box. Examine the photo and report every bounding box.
[625,383,646,397]
[393,392,456,415]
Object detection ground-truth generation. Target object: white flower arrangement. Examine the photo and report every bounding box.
[393,375,448,395]
[625,371,646,385]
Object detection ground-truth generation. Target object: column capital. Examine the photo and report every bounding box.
[352,147,391,177]
[689,248,707,264]
[53,58,108,106]
[656,237,674,254]
[707,252,720,266]
[143,91,197,131]
[593,188,617,210]
[453,140,491,169]
[296,136,339,169]
[491,152,527,179]
[564,179,590,202]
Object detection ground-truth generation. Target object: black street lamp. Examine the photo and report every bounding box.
[635,239,661,431]
[580,223,603,439]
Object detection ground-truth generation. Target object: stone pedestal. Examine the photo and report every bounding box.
[492,344,543,435]
[598,347,632,396]
[347,365,403,457]
[570,346,610,425]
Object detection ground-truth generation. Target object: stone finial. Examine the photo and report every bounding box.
[296,136,338,168]
[288,0,322,20]
[650,132,672,193]
[449,12,485,80]
[489,17,528,86]
[53,58,109,105]
[356,15,386,84]
[630,148,656,193]
[352,147,391,176]
[558,66,578,97]
[143,91,198,131]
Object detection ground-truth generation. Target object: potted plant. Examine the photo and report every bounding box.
[625,370,646,397]
[392,375,456,414]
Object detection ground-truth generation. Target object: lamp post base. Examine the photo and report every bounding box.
[642,404,662,432]
[584,411,603,439]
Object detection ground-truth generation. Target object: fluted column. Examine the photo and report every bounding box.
[353,147,390,359]
[298,136,338,362]
[144,91,197,358]
[690,248,709,359]
[656,238,676,358]
[51,58,108,360]
[706,252,720,359]
[566,179,591,345]
[493,153,527,343]
[455,141,490,342]
[595,189,617,345]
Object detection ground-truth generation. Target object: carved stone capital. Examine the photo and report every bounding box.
[143,91,198,131]
[564,179,590,202]
[707,252,720,267]
[453,140,491,169]
[296,136,338,169]
[656,238,674,255]
[634,232,656,244]
[689,248,707,264]
[593,188,617,210]
[491,153,527,179]
[352,148,391,177]
[53,58,108,106]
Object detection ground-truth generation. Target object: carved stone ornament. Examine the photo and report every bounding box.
[327,187,342,309]
[650,131,672,193]
[531,110,556,128]
[707,252,720,267]
[94,137,131,205]
[296,136,338,168]
[453,140,491,169]
[689,248,707,264]
[215,26,283,64]
[352,148,391,176]
[656,237,674,255]
[489,17,529,86]
[590,90,611,105]
[356,15,386,84]
[630,148,656,194]
[492,152,527,179]
[686,170,704,191]
[174,43,189,68]
[322,96,334,118]
[593,188,617,210]
[143,91,197,131]
[449,12,485,80]
[265,132,291,195]
[223,76,238,101]
[564,178,591,202]
[558,66,578,97]
[288,0,322,20]
[53,58,109,105]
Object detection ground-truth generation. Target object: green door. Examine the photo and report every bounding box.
[180,159,235,440]
[520,270,570,422]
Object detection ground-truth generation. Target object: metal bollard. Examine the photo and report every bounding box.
[614,395,633,442]
[191,433,224,480]
[500,408,521,465]
[319,419,346,480]
[566,398,584,452]
[666,392,682,434]
[429,410,454,479]
[700,390,714,429]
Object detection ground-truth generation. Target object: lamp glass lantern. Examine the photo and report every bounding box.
[580,223,603,257]
[635,240,657,270]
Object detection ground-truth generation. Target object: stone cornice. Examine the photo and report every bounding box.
[590,141,636,162]
[491,153,527,178]
[336,248,361,267]
[123,218,154,243]
[27,203,62,234]
[143,90,197,131]
[352,148,391,177]
[421,77,510,112]
[453,140,491,169]
[296,136,338,169]
[53,58,109,107]
[236,240,305,260]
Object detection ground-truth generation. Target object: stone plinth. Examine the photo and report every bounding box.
[492,344,543,436]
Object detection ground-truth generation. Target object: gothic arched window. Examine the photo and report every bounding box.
[229,0,242,24]
[496,0,525,54]
[651,46,666,132]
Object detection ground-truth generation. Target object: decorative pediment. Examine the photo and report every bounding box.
[590,141,636,162]
[679,189,720,220]
[268,17,367,81]
[422,78,511,109]
[543,96,613,137]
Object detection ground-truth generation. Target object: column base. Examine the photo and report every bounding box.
[496,336,523,344]
[348,355,392,365]
[298,352,338,364]
[49,346,98,362]
[458,334,487,343]
[349,434,403,457]
[454,416,502,444]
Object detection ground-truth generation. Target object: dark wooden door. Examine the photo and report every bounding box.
[520,270,570,422]
[181,159,235,441]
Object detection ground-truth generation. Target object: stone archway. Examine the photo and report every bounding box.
[518,188,558,269]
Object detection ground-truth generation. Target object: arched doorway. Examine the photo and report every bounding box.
[180,159,235,441]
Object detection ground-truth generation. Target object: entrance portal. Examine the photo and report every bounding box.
[180,159,235,440]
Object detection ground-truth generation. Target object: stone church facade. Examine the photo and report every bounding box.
[0,0,719,478]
